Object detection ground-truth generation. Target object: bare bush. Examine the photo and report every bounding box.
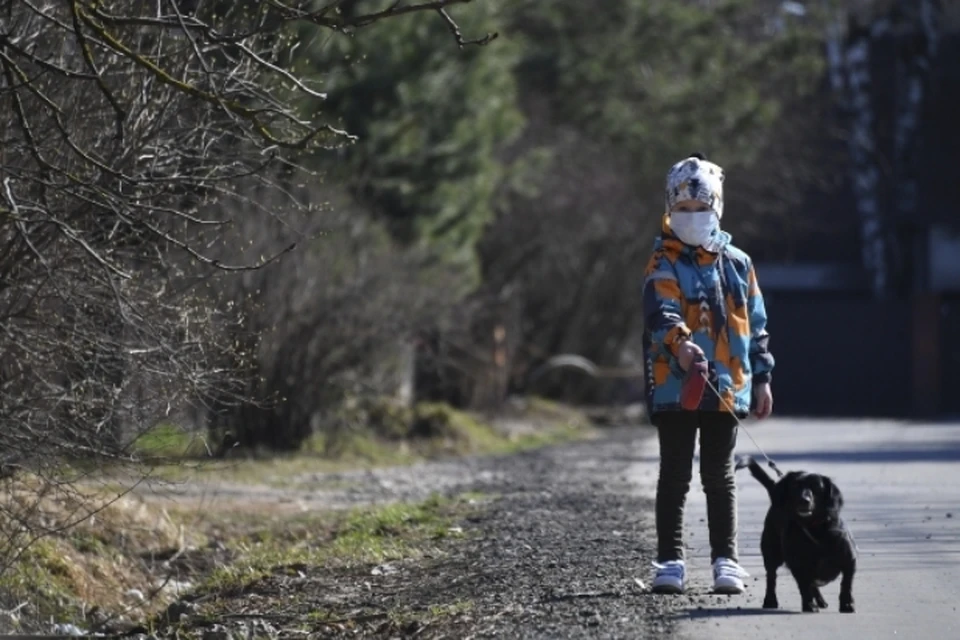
[0,0,490,585]
[196,186,463,452]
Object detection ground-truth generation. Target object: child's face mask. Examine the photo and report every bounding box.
[670,210,719,247]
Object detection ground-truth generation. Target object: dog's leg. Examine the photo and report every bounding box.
[763,562,780,609]
[812,585,828,610]
[839,561,856,613]
[786,564,820,613]
[761,528,781,609]
[797,582,820,613]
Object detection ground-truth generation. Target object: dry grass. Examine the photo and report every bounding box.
[0,399,596,632]
[0,484,490,634]
[0,477,200,628]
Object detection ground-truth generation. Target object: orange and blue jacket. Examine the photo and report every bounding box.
[641,217,774,417]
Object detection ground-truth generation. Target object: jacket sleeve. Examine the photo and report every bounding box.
[642,250,691,360]
[746,261,775,384]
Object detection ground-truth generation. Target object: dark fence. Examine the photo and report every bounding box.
[761,292,913,418]
[938,296,960,417]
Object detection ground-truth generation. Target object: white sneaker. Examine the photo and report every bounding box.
[651,560,686,594]
[713,557,749,594]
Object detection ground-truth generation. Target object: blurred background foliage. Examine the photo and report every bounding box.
[0,0,893,456]
[211,0,840,447]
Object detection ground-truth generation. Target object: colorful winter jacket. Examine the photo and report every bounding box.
[642,216,774,417]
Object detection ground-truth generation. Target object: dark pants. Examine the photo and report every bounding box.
[653,411,739,563]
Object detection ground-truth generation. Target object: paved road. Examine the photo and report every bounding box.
[629,417,960,640]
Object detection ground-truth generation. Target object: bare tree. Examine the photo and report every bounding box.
[0,0,491,584]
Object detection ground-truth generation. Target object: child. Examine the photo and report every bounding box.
[641,153,775,595]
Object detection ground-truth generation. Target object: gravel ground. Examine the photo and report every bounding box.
[139,426,704,639]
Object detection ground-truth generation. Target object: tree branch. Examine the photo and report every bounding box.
[437,7,498,48]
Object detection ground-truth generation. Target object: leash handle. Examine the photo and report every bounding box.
[679,353,708,411]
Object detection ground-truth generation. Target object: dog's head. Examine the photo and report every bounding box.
[774,471,844,521]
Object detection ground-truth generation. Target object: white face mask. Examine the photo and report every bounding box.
[670,210,719,247]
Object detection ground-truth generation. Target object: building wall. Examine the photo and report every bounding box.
[937,296,960,417]
[760,290,913,418]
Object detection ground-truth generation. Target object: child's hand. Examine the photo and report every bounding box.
[752,382,773,420]
[677,340,705,371]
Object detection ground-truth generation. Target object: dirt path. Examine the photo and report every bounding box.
[130,451,514,514]
[135,427,689,639]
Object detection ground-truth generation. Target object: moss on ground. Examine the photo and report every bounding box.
[189,492,483,597]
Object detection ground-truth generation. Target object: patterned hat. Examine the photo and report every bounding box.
[665,152,725,218]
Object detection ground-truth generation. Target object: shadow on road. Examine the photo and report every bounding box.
[629,441,960,466]
[752,443,960,464]
[680,607,799,619]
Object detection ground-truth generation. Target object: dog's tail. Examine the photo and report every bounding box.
[735,455,777,500]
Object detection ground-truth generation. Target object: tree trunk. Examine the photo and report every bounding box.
[840,16,888,297]
[891,0,940,292]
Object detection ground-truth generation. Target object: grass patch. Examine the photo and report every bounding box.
[0,539,81,622]
[191,492,483,596]
[314,399,590,459]
[130,423,213,459]
[330,493,467,557]
[381,598,476,632]
[0,478,197,630]
[158,492,494,638]
[126,399,593,488]
[426,599,475,619]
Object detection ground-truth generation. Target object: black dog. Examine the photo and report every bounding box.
[737,456,857,613]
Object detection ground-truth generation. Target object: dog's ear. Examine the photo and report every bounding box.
[822,476,844,513]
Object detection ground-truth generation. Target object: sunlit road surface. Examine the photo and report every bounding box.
[629,418,960,640]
